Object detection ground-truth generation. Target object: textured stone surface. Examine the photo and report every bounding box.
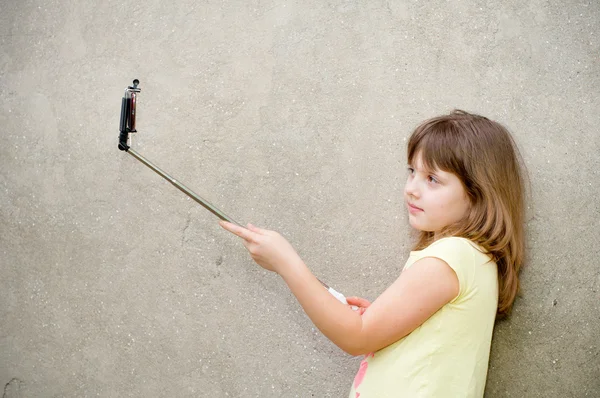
[1,0,598,396]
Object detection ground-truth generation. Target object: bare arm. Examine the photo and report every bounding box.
[279,256,459,355]
[218,221,459,356]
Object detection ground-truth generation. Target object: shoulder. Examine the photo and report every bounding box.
[412,237,480,300]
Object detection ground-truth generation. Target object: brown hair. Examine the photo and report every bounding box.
[407,110,526,319]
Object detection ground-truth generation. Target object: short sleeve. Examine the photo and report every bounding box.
[414,237,476,302]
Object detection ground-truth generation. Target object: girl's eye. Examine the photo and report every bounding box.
[428,175,439,184]
[407,167,415,174]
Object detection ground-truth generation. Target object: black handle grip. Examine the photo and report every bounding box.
[119,97,128,133]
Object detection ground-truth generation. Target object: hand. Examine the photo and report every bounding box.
[218,221,303,274]
[346,296,371,316]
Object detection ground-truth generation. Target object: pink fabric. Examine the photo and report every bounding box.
[353,352,374,390]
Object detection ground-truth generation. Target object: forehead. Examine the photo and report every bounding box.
[409,151,439,172]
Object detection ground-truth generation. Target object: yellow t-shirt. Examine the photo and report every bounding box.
[348,237,498,398]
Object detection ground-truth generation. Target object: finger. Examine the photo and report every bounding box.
[247,223,270,235]
[346,296,371,307]
[219,220,258,242]
[347,296,371,306]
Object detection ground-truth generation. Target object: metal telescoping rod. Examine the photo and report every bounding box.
[118,80,342,300]
[126,148,243,227]
[127,148,343,296]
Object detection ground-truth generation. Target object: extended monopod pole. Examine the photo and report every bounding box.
[118,79,242,227]
[116,79,352,304]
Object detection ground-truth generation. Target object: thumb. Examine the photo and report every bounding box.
[346,296,371,307]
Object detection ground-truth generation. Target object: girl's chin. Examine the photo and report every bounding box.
[408,217,435,232]
[408,219,425,230]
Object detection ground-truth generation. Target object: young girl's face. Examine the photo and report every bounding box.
[404,152,471,233]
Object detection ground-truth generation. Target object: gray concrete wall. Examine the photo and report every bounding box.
[1,0,598,396]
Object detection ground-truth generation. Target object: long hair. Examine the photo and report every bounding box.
[407,110,526,319]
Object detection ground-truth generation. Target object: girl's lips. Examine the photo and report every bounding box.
[408,203,423,213]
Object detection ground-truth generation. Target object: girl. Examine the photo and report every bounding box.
[219,110,525,397]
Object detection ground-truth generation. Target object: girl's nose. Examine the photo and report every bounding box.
[404,177,420,198]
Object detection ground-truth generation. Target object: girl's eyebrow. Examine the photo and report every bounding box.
[407,163,437,174]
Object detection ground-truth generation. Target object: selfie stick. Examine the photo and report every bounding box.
[118,80,242,226]
[117,79,350,305]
